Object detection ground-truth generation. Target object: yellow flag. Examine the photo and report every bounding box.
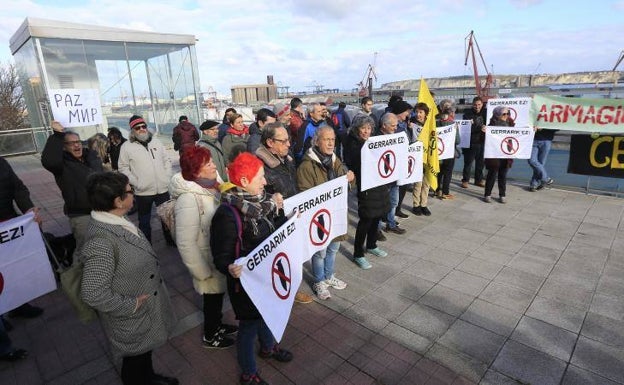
[417,78,439,191]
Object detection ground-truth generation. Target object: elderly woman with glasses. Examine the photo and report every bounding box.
[483,106,515,203]
[80,171,177,385]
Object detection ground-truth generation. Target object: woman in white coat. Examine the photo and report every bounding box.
[169,145,238,349]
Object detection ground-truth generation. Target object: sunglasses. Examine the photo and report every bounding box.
[133,124,147,131]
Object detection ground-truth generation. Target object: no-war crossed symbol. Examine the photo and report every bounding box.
[309,209,332,246]
[271,253,292,300]
[377,150,396,178]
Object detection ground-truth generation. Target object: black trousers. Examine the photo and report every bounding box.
[462,144,484,183]
[437,158,455,195]
[397,184,409,212]
[485,162,509,197]
[121,351,153,385]
[135,192,171,243]
[354,217,381,258]
[203,292,225,338]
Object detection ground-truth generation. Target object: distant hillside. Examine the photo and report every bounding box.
[380,71,624,90]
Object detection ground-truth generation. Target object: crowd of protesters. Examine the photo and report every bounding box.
[0,94,557,385]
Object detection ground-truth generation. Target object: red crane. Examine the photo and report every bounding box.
[357,52,378,97]
[464,31,494,101]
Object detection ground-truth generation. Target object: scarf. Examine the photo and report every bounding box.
[226,125,249,136]
[312,146,336,180]
[91,210,139,237]
[196,177,219,191]
[221,186,277,235]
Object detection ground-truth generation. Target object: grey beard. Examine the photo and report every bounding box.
[135,131,151,142]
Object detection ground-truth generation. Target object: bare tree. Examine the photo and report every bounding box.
[0,62,27,131]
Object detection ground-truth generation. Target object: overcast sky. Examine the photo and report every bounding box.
[1,0,622,95]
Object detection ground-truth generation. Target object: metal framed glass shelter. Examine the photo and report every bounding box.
[9,17,201,137]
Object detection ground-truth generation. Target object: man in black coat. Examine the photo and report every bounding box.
[461,97,487,188]
[41,121,103,249]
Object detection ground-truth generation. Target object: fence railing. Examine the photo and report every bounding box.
[0,127,50,157]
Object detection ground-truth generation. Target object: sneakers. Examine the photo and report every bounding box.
[476,180,486,187]
[483,196,492,203]
[412,206,422,216]
[461,181,469,188]
[376,230,387,242]
[354,257,372,269]
[421,207,431,216]
[384,224,406,235]
[202,331,235,349]
[545,177,554,185]
[325,275,347,290]
[499,196,507,204]
[294,291,314,304]
[395,209,409,218]
[367,247,388,258]
[313,281,331,300]
[260,345,293,362]
[529,186,537,192]
[217,324,238,336]
[240,373,269,385]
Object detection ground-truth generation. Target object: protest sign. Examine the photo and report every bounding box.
[487,97,531,127]
[484,126,535,159]
[437,124,457,160]
[48,88,103,127]
[398,141,423,185]
[456,120,472,148]
[360,132,408,191]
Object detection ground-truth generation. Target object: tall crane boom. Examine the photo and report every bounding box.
[464,31,494,101]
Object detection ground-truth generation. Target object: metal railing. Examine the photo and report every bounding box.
[0,127,50,157]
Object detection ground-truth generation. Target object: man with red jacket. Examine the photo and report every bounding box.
[172,115,199,154]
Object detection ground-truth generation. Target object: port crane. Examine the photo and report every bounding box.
[464,31,494,101]
[357,52,378,97]
[612,50,624,86]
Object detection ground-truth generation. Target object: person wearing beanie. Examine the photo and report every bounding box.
[273,102,291,128]
[118,115,173,244]
[197,120,228,182]
[172,115,199,154]
[210,152,293,385]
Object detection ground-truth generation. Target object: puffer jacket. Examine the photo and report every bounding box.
[118,137,172,196]
[172,121,199,152]
[343,130,390,219]
[169,173,226,294]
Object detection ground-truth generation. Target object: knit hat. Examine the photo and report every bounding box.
[199,120,219,131]
[391,101,412,115]
[129,115,146,129]
[273,102,290,118]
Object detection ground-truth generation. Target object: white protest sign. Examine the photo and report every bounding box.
[484,126,535,159]
[48,88,103,127]
[0,213,56,314]
[236,214,302,342]
[283,177,348,259]
[456,120,472,148]
[360,132,408,191]
[436,124,456,160]
[487,97,531,127]
[398,142,423,185]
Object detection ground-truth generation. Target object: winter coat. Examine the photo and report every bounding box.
[118,137,172,196]
[210,196,284,320]
[246,122,262,154]
[463,107,487,145]
[0,157,33,221]
[169,173,226,294]
[294,118,327,162]
[172,121,199,152]
[80,218,176,361]
[222,131,249,164]
[41,131,103,217]
[108,138,126,170]
[256,145,298,198]
[343,131,390,219]
[289,110,304,140]
[197,134,228,182]
[297,148,353,241]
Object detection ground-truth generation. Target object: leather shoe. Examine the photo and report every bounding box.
[461,181,469,188]
[385,225,406,235]
[150,373,179,385]
[421,207,431,216]
[412,206,422,216]
[395,210,409,218]
[476,180,486,187]
[376,230,387,242]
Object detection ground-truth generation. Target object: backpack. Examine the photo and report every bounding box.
[331,111,341,129]
[156,193,204,242]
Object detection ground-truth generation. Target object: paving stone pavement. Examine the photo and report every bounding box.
[2,151,624,385]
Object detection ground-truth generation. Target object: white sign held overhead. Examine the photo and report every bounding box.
[48,88,103,127]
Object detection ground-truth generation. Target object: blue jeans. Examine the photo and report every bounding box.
[385,184,399,228]
[311,241,340,283]
[237,319,274,376]
[528,140,552,188]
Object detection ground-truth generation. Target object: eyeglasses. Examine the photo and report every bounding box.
[272,137,290,144]
[132,124,147,131]
[64,140,82,146]
[501,113,509,116]
[125,187,135,195]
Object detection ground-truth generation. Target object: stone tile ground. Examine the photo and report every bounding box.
[2,151,624,385]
